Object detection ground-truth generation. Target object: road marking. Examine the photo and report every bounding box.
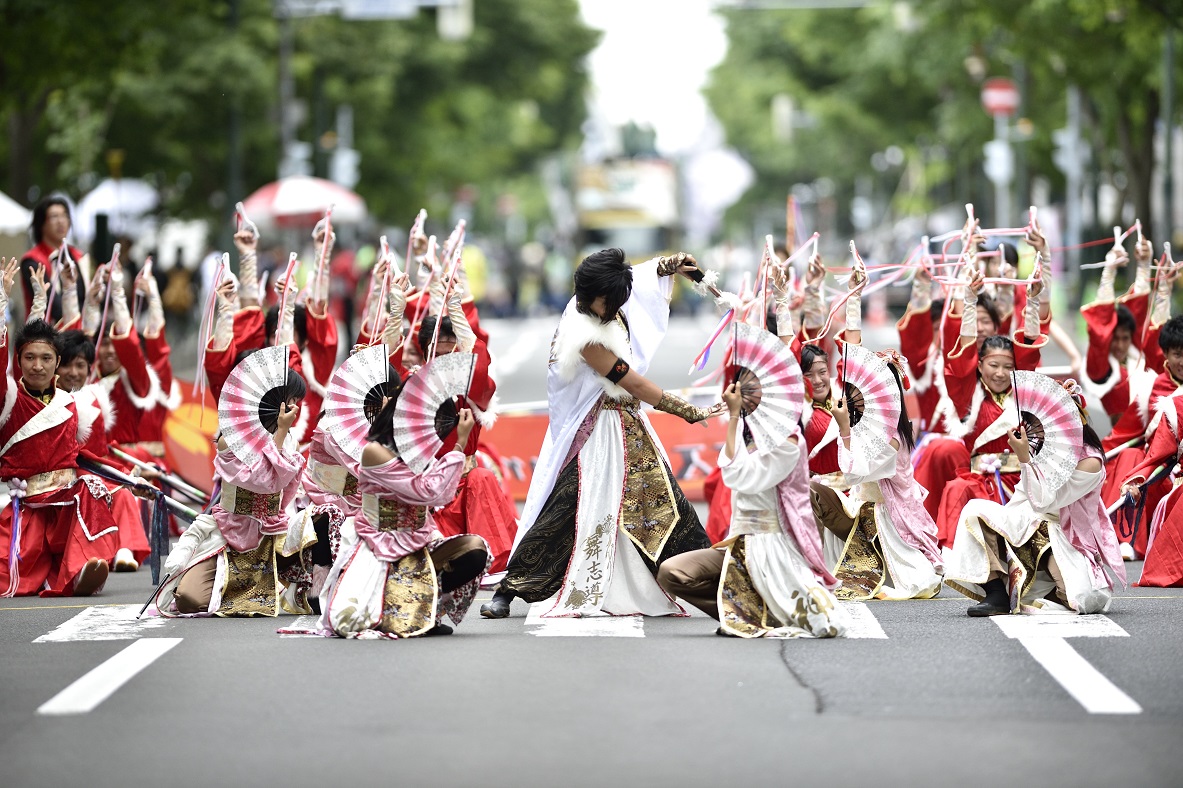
[34,605,170,643]
[37,638,182,716]
[838,602,888,639]
[0,603,129,612]
[279,615,323,637]
[992,614,1140,715]
[524,602,645,637]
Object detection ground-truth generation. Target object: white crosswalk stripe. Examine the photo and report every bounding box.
[33,605,170,643]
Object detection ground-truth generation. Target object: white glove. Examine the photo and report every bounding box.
[109,263,132,336]
[27,268,47,324]
[844,289,862,335]
[274,277,299,347]
[446,291,476,353]
[960,285,978,340]
[1150,262,1176,327]
[802,281,825,332]
[1023,283,1042,339]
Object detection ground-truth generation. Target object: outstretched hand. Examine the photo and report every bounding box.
[1,257,20,297]
[455,407,475,449]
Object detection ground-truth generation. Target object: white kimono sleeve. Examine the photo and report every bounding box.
[719,430,800,495]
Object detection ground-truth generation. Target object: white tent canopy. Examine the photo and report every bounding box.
[0,190,31,235]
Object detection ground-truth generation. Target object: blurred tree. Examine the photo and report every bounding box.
[0,0,597,238]
[706,0,1183,242]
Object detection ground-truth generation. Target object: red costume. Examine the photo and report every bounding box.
[924,331,1045,548]
[0,339,119,596]
[1130,398,1183,587]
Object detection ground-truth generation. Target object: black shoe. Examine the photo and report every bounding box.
[968,579,1010,617]
[480,590,513,619]
[423,623,454,636]
[715,626,738,637]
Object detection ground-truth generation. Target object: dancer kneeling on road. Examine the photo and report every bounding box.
[658,376,848,638]
[319,398,490,638]
[945,378,1126,616]
[156,364,314,617]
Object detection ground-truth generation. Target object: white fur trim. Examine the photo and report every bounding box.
[947,384,984,442]
[907,346,938,395]
[81,382,117,431]
[74,391,100,445]
[103,363,162,412]
[470,390,500,429]
[973,403,1018,452]
[1081,355,1123,400]
[552,311,633,400]
[1146,385,1183,440]
[0,378,17,430]
[1128,368,1159,430]
[692,269,720,298]
[1158,396,1180,435]
[159,380,181,410]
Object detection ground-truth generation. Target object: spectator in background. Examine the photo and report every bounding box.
[21,197,89,323]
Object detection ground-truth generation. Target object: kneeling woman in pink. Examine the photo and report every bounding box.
[319,396,490,638]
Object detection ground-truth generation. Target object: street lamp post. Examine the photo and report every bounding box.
[981,77,1020,228]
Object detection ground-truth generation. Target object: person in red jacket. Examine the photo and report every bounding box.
[1121,396,1183,586]
[19,197,89,323]
[0,258,118,597]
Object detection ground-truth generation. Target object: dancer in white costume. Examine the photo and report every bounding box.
[481,248,722,618]
[945,380,1127,616]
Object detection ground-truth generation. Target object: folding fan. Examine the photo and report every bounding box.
[1011,370,1085,492]
[839,343,902,459]
[321,345,396,461]
[392,352,476,473]
[218,345,291,464]
[724,321,805,456]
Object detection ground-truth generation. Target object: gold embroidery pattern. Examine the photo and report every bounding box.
[833,502,885,601]
[343,473,359,497]
[719,537,771,637]
[1007,522,1053,609]
[377,549,438,637]
[217,537,279,617]
[223,487,282,518]
[615,407,679,561]
[377,499,428,532]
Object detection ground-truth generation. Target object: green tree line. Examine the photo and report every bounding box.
[0,0,598,234]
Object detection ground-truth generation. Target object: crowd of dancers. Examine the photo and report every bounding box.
[0,195,1180,640]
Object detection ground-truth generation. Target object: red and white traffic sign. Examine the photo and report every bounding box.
[981,77,1020,117]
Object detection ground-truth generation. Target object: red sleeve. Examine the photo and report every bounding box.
[897,307,933,378]
[1099,367,1131,419]
[304,304,338,386]
[940,308,961,363]
[204,342,235,402]
[1081,301,1116,383]
[1123,408,1179,482]
[1011,329,1046,372]
[111,329,152,397]
[465,341,496,411]
[1120,291,1150,348]
[1142,324,1164,375]
[233,307,266,352]
[144,333,173,392]
[0,332,9,402]
[944,341,979,419]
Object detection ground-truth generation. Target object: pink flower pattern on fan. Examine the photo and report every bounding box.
[392,352,476,474]
[321,345,391,462]
[1012,370,1085,494]
[840,343,902,461]
[728,322,806,457]
[217,345,291,465]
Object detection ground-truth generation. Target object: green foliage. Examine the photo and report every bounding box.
[0,0,597,236]
[705,0,1183,240]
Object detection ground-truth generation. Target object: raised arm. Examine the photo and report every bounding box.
[579,342,722,423]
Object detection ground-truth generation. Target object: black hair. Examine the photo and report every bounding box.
[1159,315,1183,353]
[977,334,1014,361]
[986,238,1018,268]
[258,369,307,433]
[265,303,308,349]
[30,197,71,245]
[59,330,96,366]
[366,394,399,450]
[574,248,632,324]
[975,293,1001,330]
[14,319,61,357]
[887,363,915,452]
[800,343,827,374]
[417,315,455,356]
[929,298,945,325]
[1115,304,1137,336]
[1082,423,1104,454]
[364,365,402,424]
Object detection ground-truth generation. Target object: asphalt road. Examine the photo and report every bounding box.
[1,562,1180,788]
